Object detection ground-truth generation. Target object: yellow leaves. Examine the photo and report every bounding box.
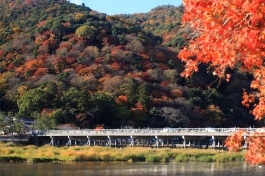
[12,27,21,33]
[17,86,28,97]
[74,13,85,20]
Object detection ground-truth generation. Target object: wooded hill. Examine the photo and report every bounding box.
[0,0,257,131]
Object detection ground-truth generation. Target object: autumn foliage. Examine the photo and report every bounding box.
[180,0,265,165]
[225,130,244,152]
[245,132,265,165]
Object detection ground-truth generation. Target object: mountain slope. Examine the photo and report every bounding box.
[0,0,255,132]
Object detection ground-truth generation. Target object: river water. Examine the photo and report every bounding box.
[1,161,265,176]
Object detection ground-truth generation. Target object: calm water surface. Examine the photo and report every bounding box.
[1,161,265,176]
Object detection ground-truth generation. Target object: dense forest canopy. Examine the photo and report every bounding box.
[0,0,257,134]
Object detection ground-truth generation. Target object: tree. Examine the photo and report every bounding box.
[33,112,57,130]
[0,112,24,134]
[157,107,190,127]
[75,25,97,39]
[138,82,150,110]
[17,88,49,116]
[179,0,265,165]
[60,87,88,112]
[88,92,114,126]
[118,78,138,106]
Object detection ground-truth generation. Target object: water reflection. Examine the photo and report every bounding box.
[1,161,265,176]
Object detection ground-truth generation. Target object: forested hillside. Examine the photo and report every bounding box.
[0,0,256,132]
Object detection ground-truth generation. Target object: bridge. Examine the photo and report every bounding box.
[33,127,263,149]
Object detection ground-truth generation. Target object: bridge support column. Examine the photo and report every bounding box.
[130,136,134,147]
[147,138,150,147]
[212,136,215,149]
[86,136,91,146]
[50,136,54,146]
[155,136,159,148]
[108,136,111,147]
[182,136,186,148]
[66,136,71,146]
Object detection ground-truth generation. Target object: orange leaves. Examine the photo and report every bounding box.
[180,60,199,78]
[241,90,255,108]
[131,102,144,111]
[225,130,244,152]
[181,0,265,124]
[110,62,121,70]
[15,58,44,75]
[251,97,265,121]
[180,0,265,78]
[242,66,265,120]
[33,68,48,78]
[226,130,265,165]
[115,95,128,105]
[245,132,265,166]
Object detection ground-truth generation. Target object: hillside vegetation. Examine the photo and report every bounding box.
[0,0,256,132]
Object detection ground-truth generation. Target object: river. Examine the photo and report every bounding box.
[1,161,265,176]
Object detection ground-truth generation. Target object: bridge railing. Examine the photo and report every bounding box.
[34,128,259,136]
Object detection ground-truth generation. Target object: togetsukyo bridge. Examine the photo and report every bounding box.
[33,128,265,149]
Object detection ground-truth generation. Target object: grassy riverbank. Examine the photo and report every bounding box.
[0,143,244,163]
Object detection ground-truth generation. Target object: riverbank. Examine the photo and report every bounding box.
[0,142,244,163]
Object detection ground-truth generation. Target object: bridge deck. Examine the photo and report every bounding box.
[36,128,260,137]
[33,128,265,148]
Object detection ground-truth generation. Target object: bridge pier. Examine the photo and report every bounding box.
[50,136,54,146]
[66,136,71,146]
[182,136,186,148]
[155,136,159,148]
[108,136,111,147]
[130,136,134,147]
[87,136,90,146]
[212,136,215,149]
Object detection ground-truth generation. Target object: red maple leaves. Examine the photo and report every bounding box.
[180,0,265,165]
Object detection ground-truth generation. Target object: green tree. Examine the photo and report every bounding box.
[33,112,56,130]
[138,82,150,110]
[113,106,131,128]
[60,87,88,112]
[75,25,97,39]
[187,88,222,108]
[118,79,138,106]
[89,92,114,126]
[0,112,24,134]
[17,88,48,116]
